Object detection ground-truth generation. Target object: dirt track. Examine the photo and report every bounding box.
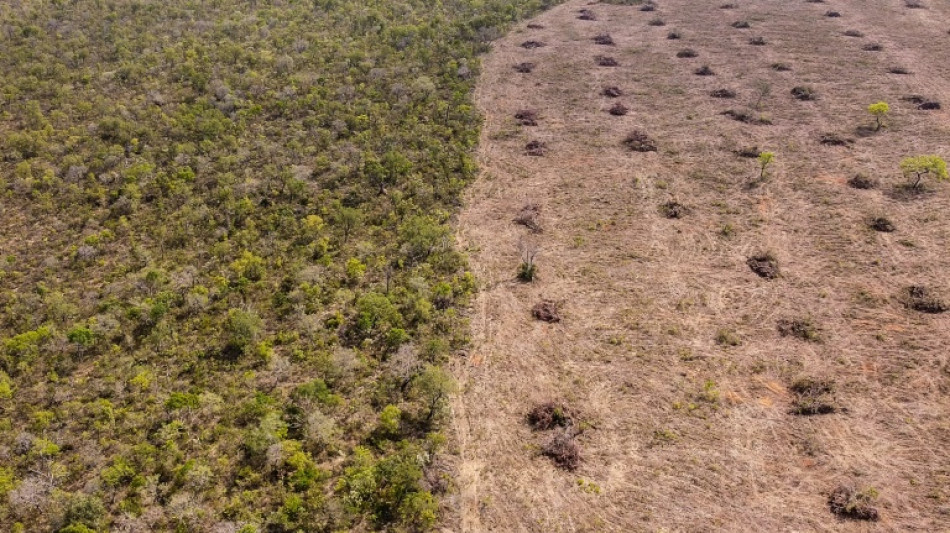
[452,0,950,531]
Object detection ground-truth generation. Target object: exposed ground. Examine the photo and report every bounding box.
[452,0,950,530]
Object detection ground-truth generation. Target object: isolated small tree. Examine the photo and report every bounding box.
[758,151,775,180]
[900,155,948,189]
[868,101,889,131]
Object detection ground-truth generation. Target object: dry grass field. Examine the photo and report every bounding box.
[450,0,950,531]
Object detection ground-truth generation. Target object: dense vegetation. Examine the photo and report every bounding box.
[0,0,557,531]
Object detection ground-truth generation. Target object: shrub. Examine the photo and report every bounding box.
[225,309,262,354]
[900,155,948,190]
[758,151,775,180]
[868,101,889,130]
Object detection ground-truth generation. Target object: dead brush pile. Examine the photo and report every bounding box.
[623,130,658,152]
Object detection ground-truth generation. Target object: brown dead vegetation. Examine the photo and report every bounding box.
[531,300,561,322]
[514,109,539,126]
[608,102,629,116]
[542,431,581,470]
[828,485,881,521]
[524,140,547,156]
[526,402,573,430]
[514,202,542,232]
[902,285,948,314]
[513,62,535,73]
[747,253,780,279]
[622,130,658,152]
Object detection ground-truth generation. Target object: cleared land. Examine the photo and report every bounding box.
[453,0,950,531]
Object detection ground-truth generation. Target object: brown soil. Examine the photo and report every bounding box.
[454,0,950,530]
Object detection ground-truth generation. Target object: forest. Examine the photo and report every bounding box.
[0,0,557,531]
